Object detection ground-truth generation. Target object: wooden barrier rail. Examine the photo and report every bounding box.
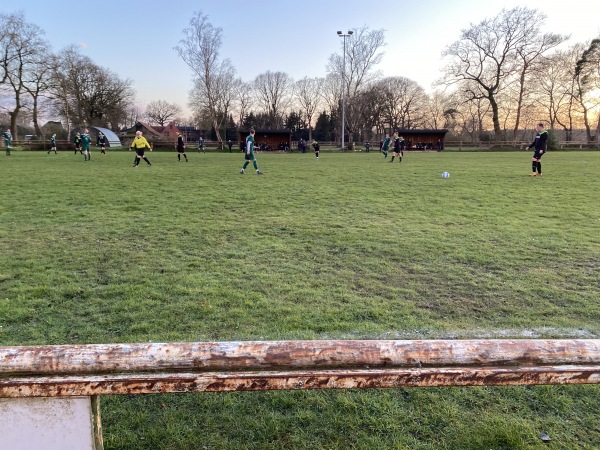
[1,339,600,398]
[1,339,599,450]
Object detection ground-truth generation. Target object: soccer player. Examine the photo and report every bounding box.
[312,139,320,160]
[97,132,107,154]
[177,132,188,161]
[240,129,263,175]
[390,132,402,163]
[130,130,152,167]
[48,134,57,154]
[73,132,82,154]
[81,129,92,161]
[381,133,391,159]
[525,123,548,176]
[3,129,11,156]
[198,136,205,153]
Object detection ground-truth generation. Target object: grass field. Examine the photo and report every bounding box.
[1,149,599,449]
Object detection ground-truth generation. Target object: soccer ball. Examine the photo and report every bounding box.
[442,171,450,178]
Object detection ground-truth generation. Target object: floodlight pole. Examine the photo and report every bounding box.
[337,30,353,150]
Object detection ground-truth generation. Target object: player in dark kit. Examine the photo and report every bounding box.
[97,132,108,154]
[130,130,152,167]
[48,134,57,154]
[177,132,188,161]
[525,123,548,177]
[73,132,82,154]
[381,133,391,159]
[390,132,403,163]
[240,129,263,175]
[312,139,320,160]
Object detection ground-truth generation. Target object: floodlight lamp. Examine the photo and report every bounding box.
[348,30,353,35]
[337,31,342,35]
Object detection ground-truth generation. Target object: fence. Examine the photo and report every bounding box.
[1,339,599,449]
[445,140,600,150]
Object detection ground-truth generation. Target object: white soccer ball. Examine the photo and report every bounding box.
[442,171,450,178]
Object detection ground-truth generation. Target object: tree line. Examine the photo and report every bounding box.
[1,8,599,143]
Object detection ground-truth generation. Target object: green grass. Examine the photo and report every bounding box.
[1,149,599,449]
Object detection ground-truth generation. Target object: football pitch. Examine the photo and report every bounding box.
[1,150,599,449]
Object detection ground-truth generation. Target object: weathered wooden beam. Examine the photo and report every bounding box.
[1,340,600,376]
[0,365,599,398]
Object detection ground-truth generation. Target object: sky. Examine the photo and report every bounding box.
[2,0,600,119]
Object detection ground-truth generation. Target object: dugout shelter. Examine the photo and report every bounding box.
[239,129,292,152]
[395,129,448,150]
[72,126,122,147]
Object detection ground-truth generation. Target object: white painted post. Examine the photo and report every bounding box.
[0,396,102,450]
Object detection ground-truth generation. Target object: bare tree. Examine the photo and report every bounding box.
[175,10,236,143]
[424,90,453,129]
[327,25,385,142]
[375,76,427,130]
[253,70,294,129]
[22,49,55,137]
[48,46,134,131]
[510,20,566,141]
[575,37,600,141]
[145,100,182,126]
[321,72,342,114]
[441,7,556,143]
[0,12,49,138]
[295,77,323,142]
[235,80,253,127]
[533,51,573,131]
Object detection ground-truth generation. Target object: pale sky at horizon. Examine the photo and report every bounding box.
[2,0,599,119]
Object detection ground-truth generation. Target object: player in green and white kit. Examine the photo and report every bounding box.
[240,129,263,175]
[3,129,12,156]
[381,133,391,159]
[48,134,57,154]
[81,129,92,161]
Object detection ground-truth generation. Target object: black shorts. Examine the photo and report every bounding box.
[533,151,544,160]
[177,148,185,153]
[135,148,145,156]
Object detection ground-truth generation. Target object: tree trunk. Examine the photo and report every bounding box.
[9,98,21,140]
[212,117,222,144]
[32,95,42,138]
[512,67,527,142]
[488,93,502,144]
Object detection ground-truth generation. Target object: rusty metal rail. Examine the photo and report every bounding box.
[1,340,599,398]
